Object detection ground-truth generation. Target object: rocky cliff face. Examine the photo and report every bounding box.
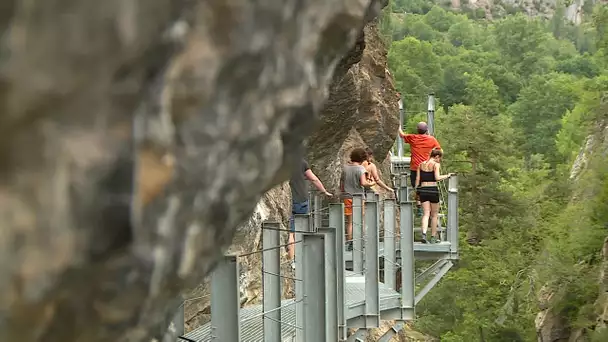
[183,18,400,334]
[0,1,399,341]
[535,113,608,341]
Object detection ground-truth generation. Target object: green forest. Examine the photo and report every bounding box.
[381,1,608,341]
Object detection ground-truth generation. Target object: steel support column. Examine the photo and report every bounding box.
[314,192,322,230]
[262,222,281,342]
[427,93,435,136]
[384,199,397,290]
[448,175,459,254]
[318,227,338,341]
[400,199,415,320]
[294,214,310,342]
[211,254,241,341]
[364,199,380,328]
[302,234,326,342]
[352,194,364,273]
[329,203,348,341]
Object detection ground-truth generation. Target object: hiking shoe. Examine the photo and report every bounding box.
[346,241,353,251]
[429,236,438,244]
[421,234,428,244]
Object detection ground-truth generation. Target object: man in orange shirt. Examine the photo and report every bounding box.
[398,122,441,208]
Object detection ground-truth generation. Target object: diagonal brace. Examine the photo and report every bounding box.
[414,261,453,305]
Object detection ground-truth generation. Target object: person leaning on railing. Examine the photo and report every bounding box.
[288,158,332,269]
[362,147,395,198]
[340,148,375,251]
[398,122,442,215]
[415,148,455,244]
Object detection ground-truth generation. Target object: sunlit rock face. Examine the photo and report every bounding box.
[0,0,390,341]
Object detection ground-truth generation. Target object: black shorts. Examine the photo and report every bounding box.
[417,186,440,204]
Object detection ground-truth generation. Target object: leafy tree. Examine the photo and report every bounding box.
[509,73,581,162]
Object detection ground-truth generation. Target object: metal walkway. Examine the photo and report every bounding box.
[175,94,458,341]
[178,174,459,342]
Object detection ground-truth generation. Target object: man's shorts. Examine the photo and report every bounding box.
[289,200,309,232]
[343,198,353,216]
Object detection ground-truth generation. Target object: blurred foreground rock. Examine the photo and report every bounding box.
[0,0,392,341]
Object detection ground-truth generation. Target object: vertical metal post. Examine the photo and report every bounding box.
[352,194,364,273]
[400,200,415,319]
[262,222,281,342]
[427,93,435,136]
[384,199,396,290]
[398,97,404,157]
[401,175,412,203]
[329,203,347,340]
[318,227,338,341]
[302,234,326,342]
[211,255,241,342]
[314,192,322,231]
[448,176,459,254]
[364,200,380,328]
[294,214,310,342]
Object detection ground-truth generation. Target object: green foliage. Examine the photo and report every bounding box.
[385,2,608,340]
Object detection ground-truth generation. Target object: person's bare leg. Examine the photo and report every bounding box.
[421,201,431,241]
[288,232,295,260]
[346,215,353,242]
[430,203,440,239]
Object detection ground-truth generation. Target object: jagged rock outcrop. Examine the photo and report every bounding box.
[0,1,396,341]
[183,17,400,334]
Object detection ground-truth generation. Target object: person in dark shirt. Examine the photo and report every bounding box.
[288,159,332,267]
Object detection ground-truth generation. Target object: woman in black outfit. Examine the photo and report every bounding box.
[415,149,455,243]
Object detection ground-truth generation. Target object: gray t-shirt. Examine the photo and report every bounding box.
[289,159,310,203]
[341,164,366,199]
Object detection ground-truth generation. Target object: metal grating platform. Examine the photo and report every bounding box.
[184,278,403,342]
[344,241,452,262]
[183,300,297,342]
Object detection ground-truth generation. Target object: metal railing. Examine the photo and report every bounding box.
[178,175,459,342]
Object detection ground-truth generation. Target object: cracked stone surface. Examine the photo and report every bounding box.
[0,0,391,341]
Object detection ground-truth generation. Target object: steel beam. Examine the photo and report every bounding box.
[427,93,435,136]
[314,192,322,231]
[415,261,454,305]
[415,259,448,285]
[211,254,241,342]
[398,97,404,157]
[318,227,338,342]
[347,329,368,342]
[294,214,309,342]
[400,200,415,320]
[448,175,459,253]
[262,222,281,342]
[302,234,326,342]
[378,321,406,342]
[329,203,348,341]
[384,199,397,290]
[352,194,364,273]
[364,200,380,328]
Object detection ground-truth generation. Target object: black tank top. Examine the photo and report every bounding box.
[419,162,436,182]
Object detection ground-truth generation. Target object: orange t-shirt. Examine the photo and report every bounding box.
[402,134,441,171]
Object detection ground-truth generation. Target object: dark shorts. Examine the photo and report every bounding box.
[289,200,309,232]
[417,186,440,204]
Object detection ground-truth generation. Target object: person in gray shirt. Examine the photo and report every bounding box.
[340,148,375,250]
[288,159,332,267]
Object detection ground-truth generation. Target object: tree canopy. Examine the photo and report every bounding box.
[384,2,608,340]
